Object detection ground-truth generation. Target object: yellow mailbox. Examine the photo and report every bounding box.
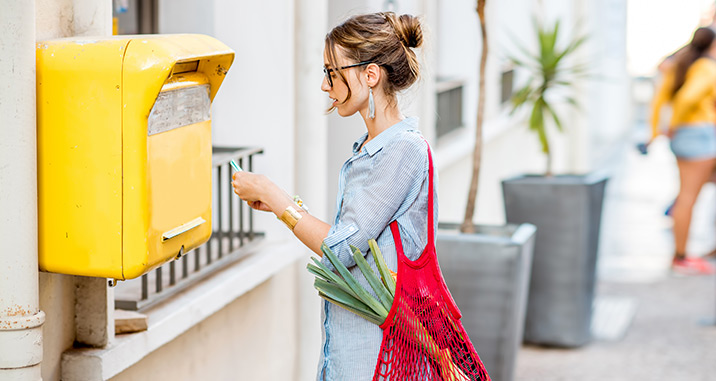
[37,34,234,280]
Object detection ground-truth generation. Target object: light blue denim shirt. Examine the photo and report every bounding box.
[317,117,438,381]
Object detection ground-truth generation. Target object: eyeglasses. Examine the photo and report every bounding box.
[323,61,372,87]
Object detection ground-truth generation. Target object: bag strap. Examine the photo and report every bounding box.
[425,139,434,247]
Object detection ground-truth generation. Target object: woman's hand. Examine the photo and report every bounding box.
[232,171,284,213]
[247,200,272,212]
[233,170,331,255]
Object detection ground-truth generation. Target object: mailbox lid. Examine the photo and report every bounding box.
[36,38,127,279]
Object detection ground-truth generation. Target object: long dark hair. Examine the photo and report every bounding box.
[673,27,716,95]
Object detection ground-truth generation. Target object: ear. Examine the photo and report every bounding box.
[364,63,381,88]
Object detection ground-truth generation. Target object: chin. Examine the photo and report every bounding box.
[336,107,358,117]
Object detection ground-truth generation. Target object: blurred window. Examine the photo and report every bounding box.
[436,78,465,138]
[501,66,514,106]
[113,0,158,35]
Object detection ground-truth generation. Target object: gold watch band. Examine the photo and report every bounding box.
[278,205,303,230]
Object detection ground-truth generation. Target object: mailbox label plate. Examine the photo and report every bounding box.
[147,84,211,136]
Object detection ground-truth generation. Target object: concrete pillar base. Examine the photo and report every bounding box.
[0,310,45,370]
[0,366,42,381]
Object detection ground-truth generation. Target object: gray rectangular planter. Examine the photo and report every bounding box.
[502,173,608,347]
[437,223,536,381]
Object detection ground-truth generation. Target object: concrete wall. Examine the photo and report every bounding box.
[110,265,299,381]
[203,0,298,241]
[39,273,76,381]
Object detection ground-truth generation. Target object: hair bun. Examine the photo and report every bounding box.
[690,27,715,51]
[393,14,423,49]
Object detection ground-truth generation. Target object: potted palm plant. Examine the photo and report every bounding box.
[436,2,536,380]
[501,18,607,347]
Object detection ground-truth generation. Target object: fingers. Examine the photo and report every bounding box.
[230,172,278,214]
[247,200,272,212]
[231,172,263,203]
[231,178,241,196]
[231,171,250,194]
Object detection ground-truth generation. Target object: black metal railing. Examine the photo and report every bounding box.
[115,146,264,311]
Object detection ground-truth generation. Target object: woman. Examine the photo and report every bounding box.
[232,12,438,380]
[650,26,716,275]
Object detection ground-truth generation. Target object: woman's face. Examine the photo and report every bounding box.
[322,48,369,117]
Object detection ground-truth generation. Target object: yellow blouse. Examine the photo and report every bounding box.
[651,57,716,139]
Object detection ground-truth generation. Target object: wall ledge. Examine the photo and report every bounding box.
[61,238,306,381]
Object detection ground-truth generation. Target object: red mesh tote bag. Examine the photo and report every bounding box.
[372,142,491,381]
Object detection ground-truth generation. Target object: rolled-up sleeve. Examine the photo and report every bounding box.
[322,135,427,269]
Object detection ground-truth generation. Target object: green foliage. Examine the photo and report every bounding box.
[509,18,588,172]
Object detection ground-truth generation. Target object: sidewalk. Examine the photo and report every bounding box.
[514,138,716,380]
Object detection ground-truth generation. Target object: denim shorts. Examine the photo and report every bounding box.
[670,124,716,160]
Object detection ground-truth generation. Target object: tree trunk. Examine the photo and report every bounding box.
[460,0,488,234]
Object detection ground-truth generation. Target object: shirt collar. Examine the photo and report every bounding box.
[352,117,419,156]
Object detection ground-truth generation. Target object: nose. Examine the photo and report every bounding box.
[321,75,331,92]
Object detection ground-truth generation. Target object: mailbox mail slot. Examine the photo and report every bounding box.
[37,34,234,280]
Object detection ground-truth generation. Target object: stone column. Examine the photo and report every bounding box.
[0,1,45,380]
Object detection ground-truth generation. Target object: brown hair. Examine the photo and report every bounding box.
[672,27,715,96]
[325,12,423,110]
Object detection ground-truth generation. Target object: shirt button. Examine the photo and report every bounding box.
[349,226,355,232]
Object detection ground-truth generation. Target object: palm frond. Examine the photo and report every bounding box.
[508,16,588,167]
[564,96,581,110]
[505,29,540,68]
[543,100,564,133]
[529,97,550,154]
[511,80,536,112]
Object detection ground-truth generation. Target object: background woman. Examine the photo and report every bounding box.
[650,26,716,275]
[232,12,435,380]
